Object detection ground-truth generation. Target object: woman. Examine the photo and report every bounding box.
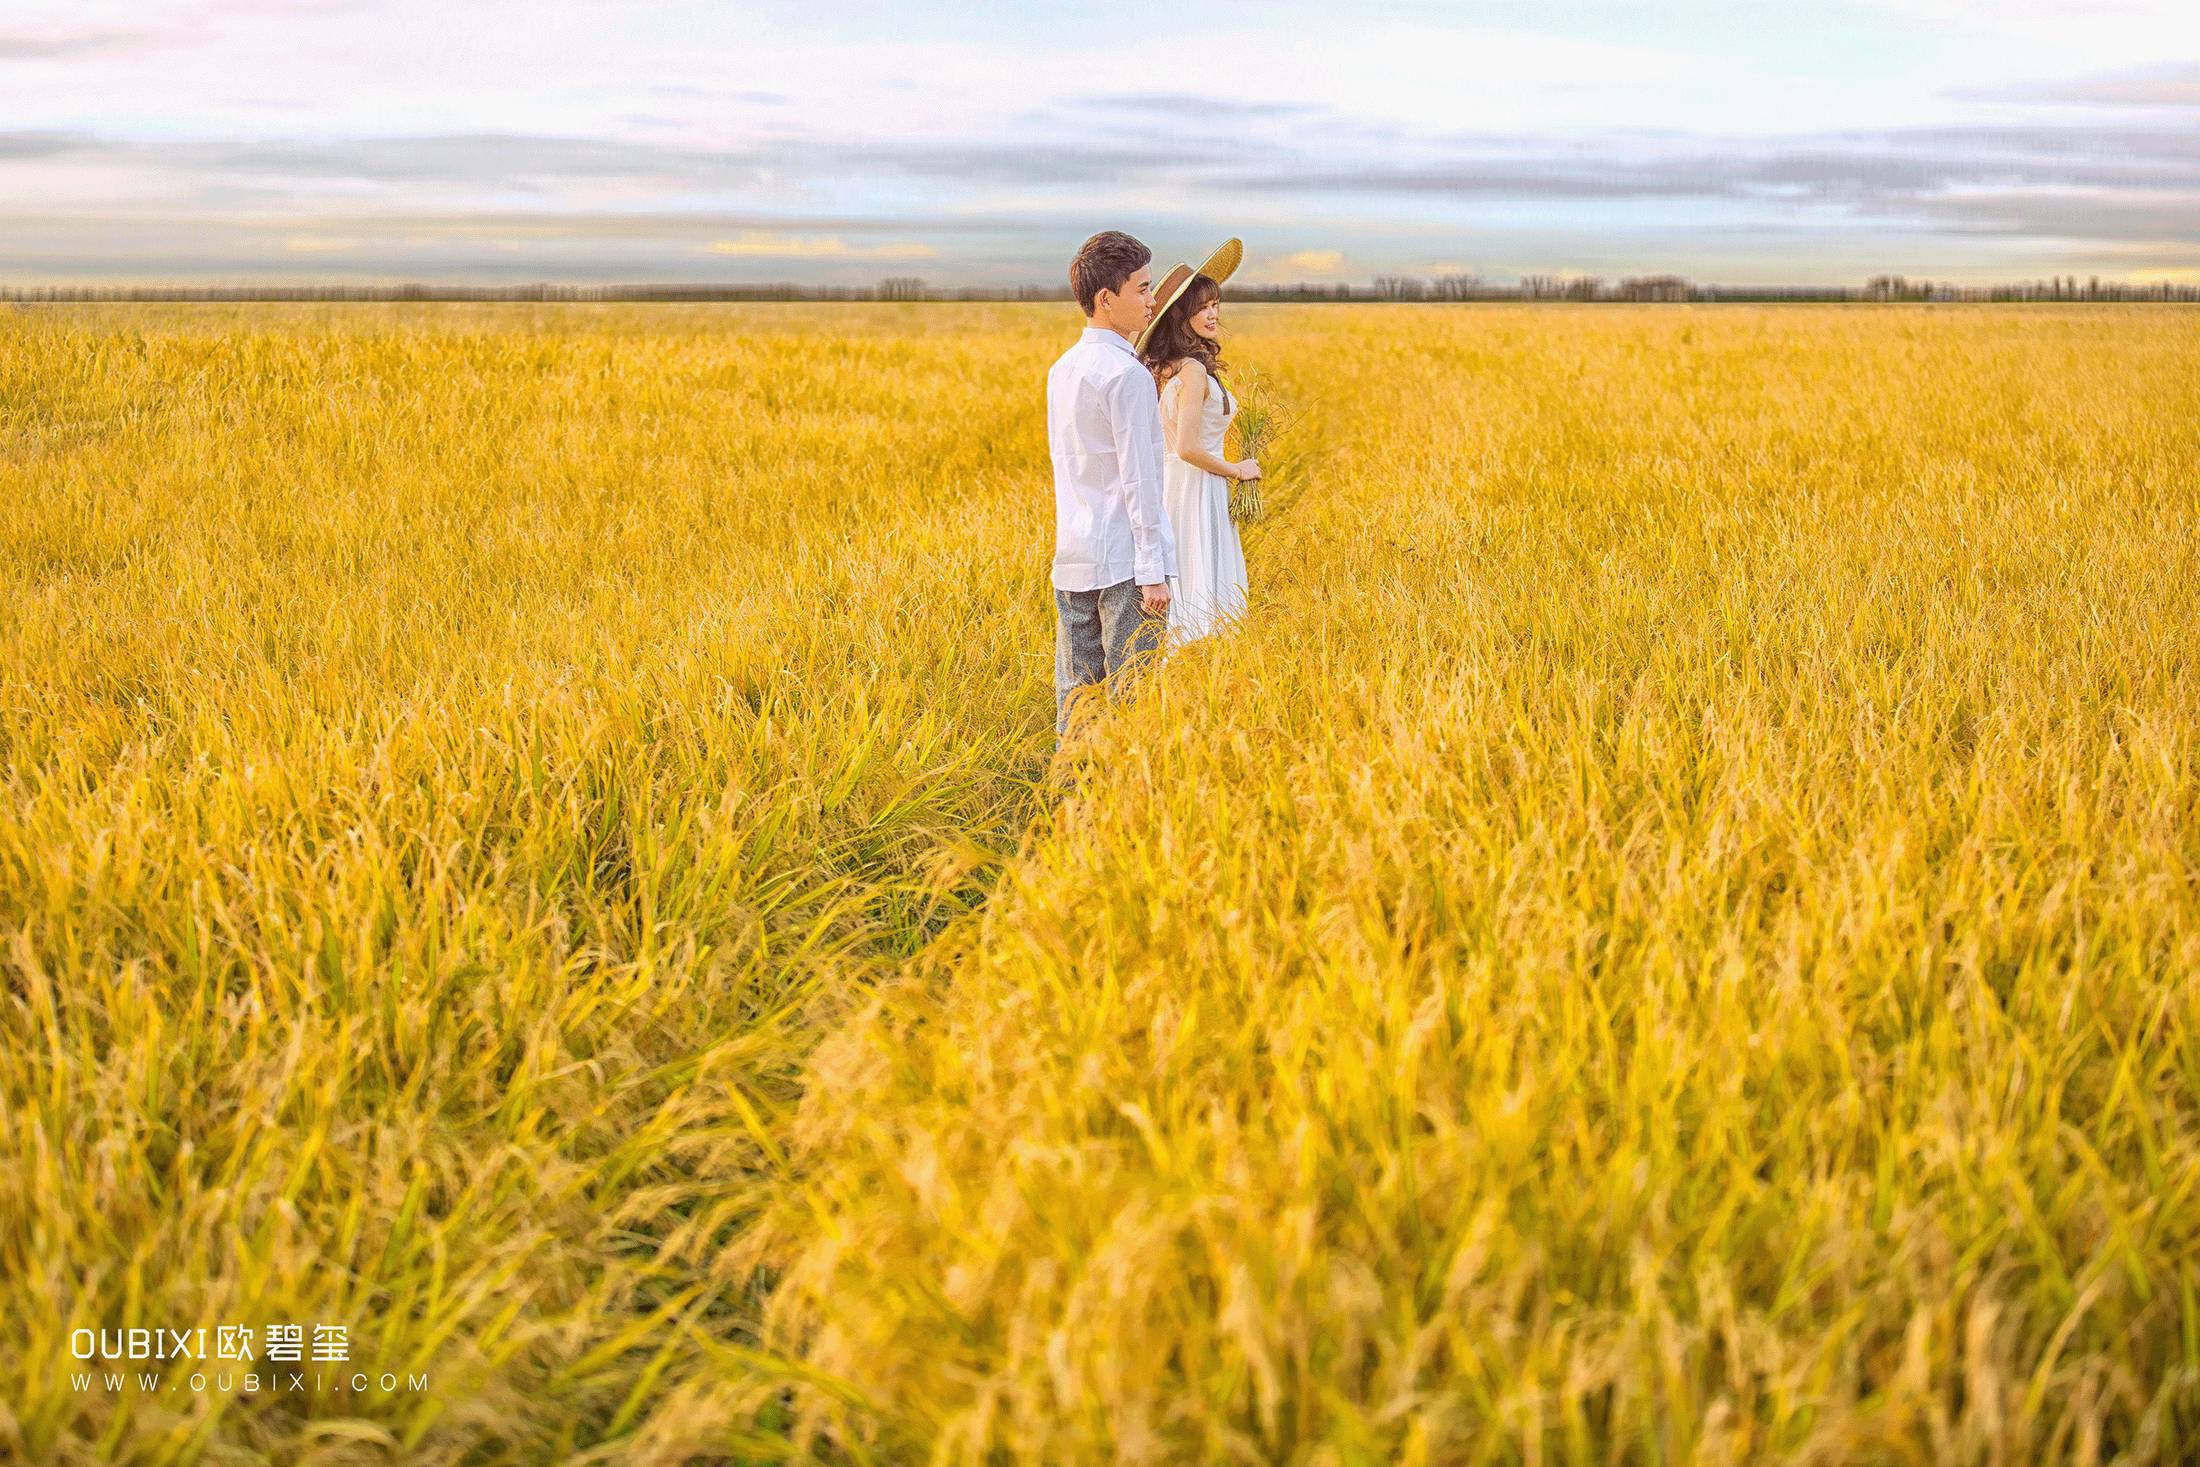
[1136,238,1259,645]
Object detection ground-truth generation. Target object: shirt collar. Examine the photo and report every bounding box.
[1080,325,1140,357]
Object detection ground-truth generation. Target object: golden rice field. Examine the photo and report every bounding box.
[3,300,2198,1465]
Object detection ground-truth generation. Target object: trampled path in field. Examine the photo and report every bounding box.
[2,303,1078,1463]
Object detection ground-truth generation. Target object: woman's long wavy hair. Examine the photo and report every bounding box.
[1140,273,1230,413]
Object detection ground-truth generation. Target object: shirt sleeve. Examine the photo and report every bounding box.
[1108,363,1173,585]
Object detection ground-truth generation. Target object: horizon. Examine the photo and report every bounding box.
[8,270,2196,301]
[4,0,2198,288]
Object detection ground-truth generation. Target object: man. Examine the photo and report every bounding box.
[1048,230,1175,743]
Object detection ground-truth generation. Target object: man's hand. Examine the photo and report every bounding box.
[1140,580,1171,616]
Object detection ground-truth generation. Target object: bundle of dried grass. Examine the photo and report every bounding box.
[1223,367,1300,525]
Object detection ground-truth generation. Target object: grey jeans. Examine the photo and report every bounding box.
[1054,578,1164,738]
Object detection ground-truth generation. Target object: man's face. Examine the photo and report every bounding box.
[1095,264,1154,337]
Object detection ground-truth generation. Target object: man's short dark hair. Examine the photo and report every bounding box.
[1069,231,1151,315]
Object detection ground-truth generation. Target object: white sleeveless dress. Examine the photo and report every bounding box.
[1159,371,1249,644]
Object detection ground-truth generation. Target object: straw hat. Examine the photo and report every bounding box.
[1134,237,1243,354]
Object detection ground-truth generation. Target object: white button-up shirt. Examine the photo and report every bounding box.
[1046,325,1175,591]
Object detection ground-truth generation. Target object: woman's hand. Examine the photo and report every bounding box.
[1233,459,1263,481]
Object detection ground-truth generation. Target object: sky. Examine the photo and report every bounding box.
[3,0,2198,287]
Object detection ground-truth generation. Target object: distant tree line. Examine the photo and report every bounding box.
[5,273,2196,304]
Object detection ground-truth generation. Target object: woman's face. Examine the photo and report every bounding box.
[1189,293,1221,341]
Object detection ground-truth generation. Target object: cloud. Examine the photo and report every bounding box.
[282,234,360,252]
[1901,186,2200,243]
[1281,249,1342,273]
[1234,157,1727,200]
[639,83,791,106]
[1222,119,2200,235]
[707,231,938,260]
[0,129,91,158]
[217,132,766,185]
[1065,94,1326,120]
[1952,62,2200,107]
[46,127,1237,201]
[0,27,148,60]
[834,135,1242,184]
[324,208,1029,239]
[11,108,2200,242]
